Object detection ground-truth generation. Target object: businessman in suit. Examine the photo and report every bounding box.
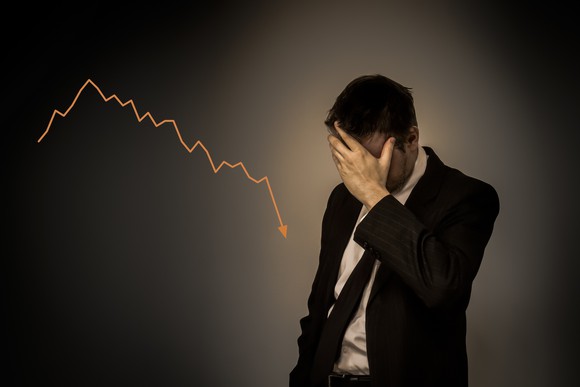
[290,74,500,387]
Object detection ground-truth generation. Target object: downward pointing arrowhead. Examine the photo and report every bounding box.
[278,225,288,238]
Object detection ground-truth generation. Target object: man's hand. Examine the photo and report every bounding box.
[328,124,395,210]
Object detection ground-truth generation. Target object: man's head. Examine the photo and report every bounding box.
[325,74,420,194]
[325,74,417,147]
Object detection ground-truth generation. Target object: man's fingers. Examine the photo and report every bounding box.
[329,142,345,164]
[334,123,363,152]
[327,133,350,158]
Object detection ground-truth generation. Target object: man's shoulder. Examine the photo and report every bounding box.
[448,165,496,193]
[329,182,349,197]
[426,147,494,186]
[445,165,494,189]
[424,147,499,206]
[438,162,499,212]
[324,182,372,216]
[326,182,353,206]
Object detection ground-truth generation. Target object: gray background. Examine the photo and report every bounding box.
[4,2,579,386]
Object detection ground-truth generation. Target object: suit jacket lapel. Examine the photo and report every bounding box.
[404,147,446,215]
[323,185,363,304]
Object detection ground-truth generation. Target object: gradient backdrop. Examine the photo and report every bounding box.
[4,2,579,387]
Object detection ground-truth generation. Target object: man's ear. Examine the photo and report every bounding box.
[406,126,419,151]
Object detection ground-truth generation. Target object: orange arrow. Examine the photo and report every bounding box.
[38,79,288,238]
[278,225,288,239]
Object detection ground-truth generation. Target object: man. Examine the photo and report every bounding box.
[290,74,500,387]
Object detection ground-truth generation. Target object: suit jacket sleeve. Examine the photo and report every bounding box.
[354,179,499,309]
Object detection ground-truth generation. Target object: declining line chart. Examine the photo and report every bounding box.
[38,79,288,238]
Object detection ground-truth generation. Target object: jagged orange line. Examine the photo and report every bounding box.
[37,79,288,238]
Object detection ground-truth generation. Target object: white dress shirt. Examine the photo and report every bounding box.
[331,145,428,375]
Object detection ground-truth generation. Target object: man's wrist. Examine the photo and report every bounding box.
[362,186,390,210]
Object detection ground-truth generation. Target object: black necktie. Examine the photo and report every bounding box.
[310,251,375,387]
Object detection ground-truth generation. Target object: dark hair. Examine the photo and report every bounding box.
[325,74,417,147]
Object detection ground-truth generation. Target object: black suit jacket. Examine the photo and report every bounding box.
[290,147,500,387]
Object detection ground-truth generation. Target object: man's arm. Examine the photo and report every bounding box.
[353,182,499,308]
